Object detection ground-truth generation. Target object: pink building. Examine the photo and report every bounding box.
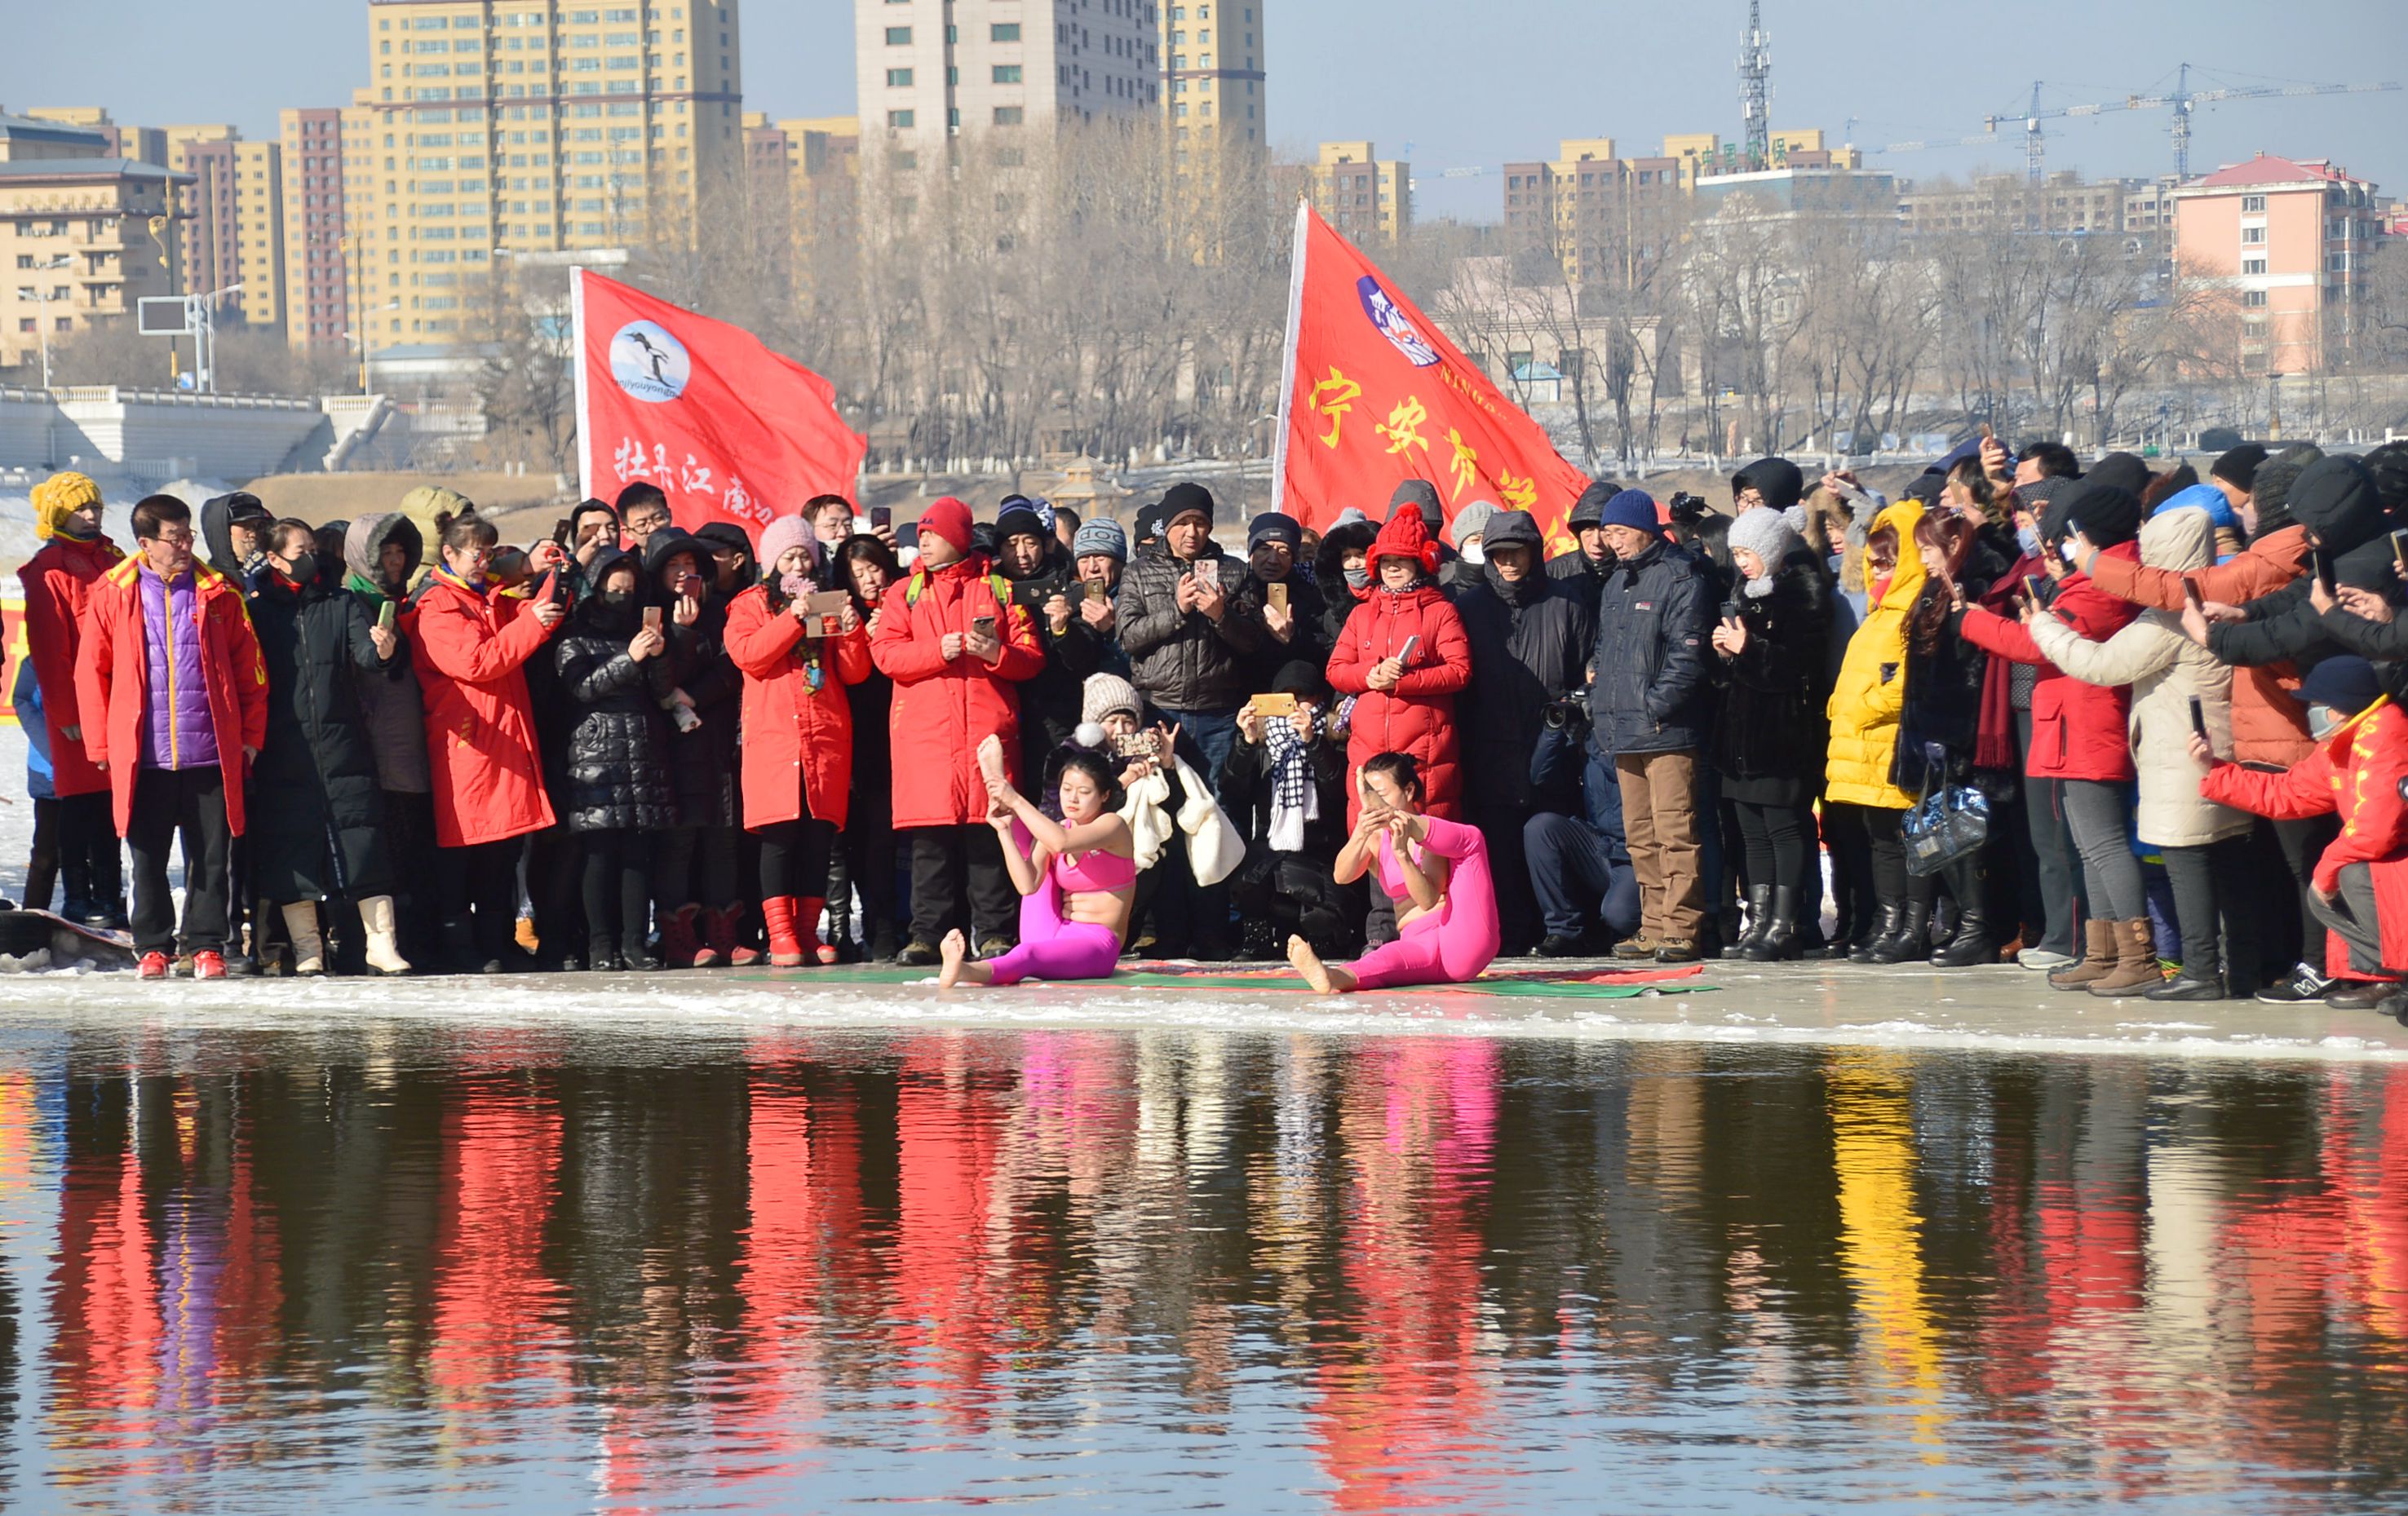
[2171,152,2387,376]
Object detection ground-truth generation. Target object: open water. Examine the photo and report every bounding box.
[0,1020,2402,1513]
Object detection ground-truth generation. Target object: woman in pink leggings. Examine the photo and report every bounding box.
[1289,752,1500,994]
[940,748,1135,989]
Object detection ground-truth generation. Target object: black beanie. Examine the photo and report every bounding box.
[1270,659,1331,701]
[2083,452,2153,499]
[1158,482,1215,528]
[2064,484,2143,550]
[2211,443,2269,492]
[2247,444,2325,539]
[1733,457,1804,514]
[1389,478,1444,528]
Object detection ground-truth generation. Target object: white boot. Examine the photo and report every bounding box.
[281,902,325,976]
[359,895,413,976]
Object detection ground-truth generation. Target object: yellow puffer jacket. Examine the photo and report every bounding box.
[1825,499,1928,810]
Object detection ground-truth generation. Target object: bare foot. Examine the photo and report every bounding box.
[937,930,968,989]
[1288,935,1339,995]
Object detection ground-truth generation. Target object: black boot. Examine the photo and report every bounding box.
[1724,885,1773,960]
[587,934,622,970]
[1850,901,1903,964]
[1746,886,1804,961]
[60,846,94,926]
[1871,899,1933,964]
[1929,860,1994,968]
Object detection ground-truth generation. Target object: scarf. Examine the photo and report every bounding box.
[1263,721,1318,853]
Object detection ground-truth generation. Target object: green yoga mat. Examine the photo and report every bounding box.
[718,966,1715,998]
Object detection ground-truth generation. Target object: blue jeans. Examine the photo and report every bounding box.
[1524,811,1640,944]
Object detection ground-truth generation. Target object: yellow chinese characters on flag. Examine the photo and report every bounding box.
[1272,203,1589,544]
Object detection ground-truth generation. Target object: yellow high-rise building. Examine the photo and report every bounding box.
[145,124,290,336]
[348,0,746,347]
[1312,140,1408,241]
[0,111,189,377]
[282,108,354,349]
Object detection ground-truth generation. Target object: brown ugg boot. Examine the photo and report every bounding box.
[2049,919,2119,990]
[2089,918,2167,997]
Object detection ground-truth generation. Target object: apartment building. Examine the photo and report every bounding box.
[352,0,746,346]
[0,112,188,376]
[177,133,287,335]
[1312,140,1407,241]
[282,108,353,349]
[2173,152,2387,376]
[1162,0,1261,164]
[857,0,1156,166]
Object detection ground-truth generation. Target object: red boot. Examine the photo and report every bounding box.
[661,904,704,968]
[761,897,806,968]
[795,896,839,965]
[711,903,761,967]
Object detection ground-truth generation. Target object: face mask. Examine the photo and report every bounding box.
[1459,540,1485,566]
[2308,706,2343,740]
[597,590,637,613]
[284,551,318,586]
[2017,526,2041,557]
[2060,540,2079,566]
[1343,566,1370,590]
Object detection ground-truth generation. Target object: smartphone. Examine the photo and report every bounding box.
[2391,529,2408,579]
[802,590,850,637]
[1267,582,1288,613]
[676,570,703,600]
[2189,696,2209,742]
[1113,732,1157,758]
[2024,572,2043,605]
[870,505,892,532]
[1397,634,1422,665]
[1192,559,1219,590]
[642,605,663,634]
[377,599,397,631]
[1720,599,1743,622]
[1085,580,1107,604]
[1249,692,1299,719]
[2314,545,2338,596]
[972,614,998,642]
[2182,577,2205,612]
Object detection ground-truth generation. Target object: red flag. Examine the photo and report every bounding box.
[1272,204,1588,548]
[573,267,866,534]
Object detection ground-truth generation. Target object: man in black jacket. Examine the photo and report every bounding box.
[1587,489,1713,962]
[1547,480,1619,613]
[1115,482,1264,789]
[995,495,1104,780]
[1454,510,1594,955]
[1231,511,1328,692]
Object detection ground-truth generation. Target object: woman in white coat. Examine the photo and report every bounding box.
[2025,506,2257,1001]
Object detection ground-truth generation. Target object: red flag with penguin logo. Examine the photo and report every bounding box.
[573,267,866,533]
[1271,203,1588,549]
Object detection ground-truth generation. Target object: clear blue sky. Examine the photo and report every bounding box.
[7,0,2406,220]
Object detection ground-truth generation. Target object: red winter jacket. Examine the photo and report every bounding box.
[725,586,873,832]
[409,570,559,848]
[73,555,268,838]
[1956,544,2140,782]
[18,533,123,798]
[1326,584,1473,822]
[870,554,1044,829]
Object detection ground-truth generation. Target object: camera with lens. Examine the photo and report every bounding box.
[1542,690,1591,732]
[1667,491,1711,525]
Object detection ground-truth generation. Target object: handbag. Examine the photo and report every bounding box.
[1900,741,1990,877]
[1172,755,1246,887]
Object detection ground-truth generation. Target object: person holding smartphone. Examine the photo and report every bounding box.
[871,497,1045,966]
[551,547,679,970]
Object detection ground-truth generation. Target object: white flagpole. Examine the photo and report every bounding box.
[569,265,593,503]
[1267,198,1310,520]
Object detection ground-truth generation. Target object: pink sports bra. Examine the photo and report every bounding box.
[1052,848,1136,895]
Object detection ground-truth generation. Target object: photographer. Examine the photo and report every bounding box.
[1453,510,1593,956]
[1221,661,1361,960]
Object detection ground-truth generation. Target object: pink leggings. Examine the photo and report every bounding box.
[985,858,1121,986]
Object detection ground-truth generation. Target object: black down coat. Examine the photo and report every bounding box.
[647,531,742,829]
[1115,541,1267,712]
[1587,537,1713,757]
[552,552,679,833]
[1454,521,1596,809]
[998,537,1106,761]
[248,571,397,900]
[1710,561,1835,805]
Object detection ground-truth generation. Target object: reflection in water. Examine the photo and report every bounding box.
[0,1027,2403,1510]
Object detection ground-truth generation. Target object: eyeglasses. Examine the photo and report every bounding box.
[149,530,195,549]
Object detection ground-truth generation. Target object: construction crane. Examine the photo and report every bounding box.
[1984,64,2400,183]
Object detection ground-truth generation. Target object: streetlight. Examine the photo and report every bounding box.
[27,254,69,390]
[343,299,402,395]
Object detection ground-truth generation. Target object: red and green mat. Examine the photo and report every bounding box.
[720,961,1714,998]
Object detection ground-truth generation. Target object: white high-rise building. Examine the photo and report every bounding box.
[856,0,1159,163]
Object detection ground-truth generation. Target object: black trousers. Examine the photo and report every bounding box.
[909,825,1018,947]
[24,796,59,913]
[1822,801,1876,943]
[1731,799,1813,904]
[2162,836,2260,988]
[653,823,741,908]
[57,790,125,917]
[439,837,524,965]
[126,766,232,955]
[1859,803,1935,912]
[1467,799,1539,953]
[524,824,582,966]
[579,828,653,949]
[758,818,836,901]
[383,790,444,963]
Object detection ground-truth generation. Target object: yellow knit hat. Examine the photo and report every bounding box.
[30,471,103,541]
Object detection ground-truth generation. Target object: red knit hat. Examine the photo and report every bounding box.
[919,496,973,555]
[1366,506,1439,576]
